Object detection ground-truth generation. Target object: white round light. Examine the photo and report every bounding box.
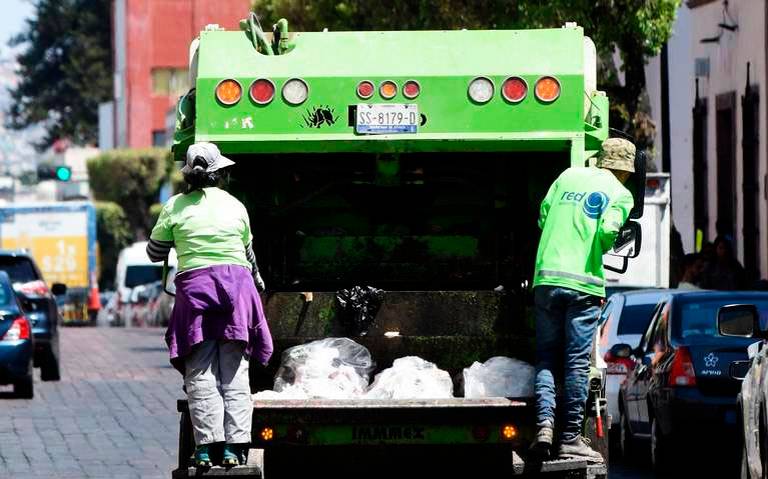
[282,78,308,105]
[468,77,494,104]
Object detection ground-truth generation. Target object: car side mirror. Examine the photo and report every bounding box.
[51,283,67,296]
[610,343,633,358]
[717,304,763,338]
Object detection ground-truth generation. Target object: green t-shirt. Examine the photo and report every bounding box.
[150,187,253,272]
[533,167,634,297]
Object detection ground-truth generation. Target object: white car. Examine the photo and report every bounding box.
[598,289,665,431]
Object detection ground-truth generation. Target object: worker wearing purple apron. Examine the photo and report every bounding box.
[147,142,273,467]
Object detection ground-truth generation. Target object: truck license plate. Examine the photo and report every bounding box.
[356,104,418,134]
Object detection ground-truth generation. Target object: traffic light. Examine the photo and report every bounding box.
[37,164,72,182]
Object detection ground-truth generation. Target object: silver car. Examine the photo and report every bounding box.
[598,289,665,431]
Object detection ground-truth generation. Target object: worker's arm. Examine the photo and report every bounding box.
[147,204,174,262]
[538,178,559,229]
[598,190,634,253]
[242,205,266,292]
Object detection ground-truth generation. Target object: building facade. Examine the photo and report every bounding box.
[110,0,250,149]
[687,0,767,281]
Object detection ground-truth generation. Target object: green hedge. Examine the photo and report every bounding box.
[95,202,132,289]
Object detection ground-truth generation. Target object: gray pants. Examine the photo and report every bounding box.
[185,340,252,445]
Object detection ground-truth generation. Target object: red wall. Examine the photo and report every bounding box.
[124,0,250,147]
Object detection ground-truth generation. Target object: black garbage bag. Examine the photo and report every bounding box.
[335,286,385,336]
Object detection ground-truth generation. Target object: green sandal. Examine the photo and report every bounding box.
[194,445,212,468]
[222,444,239,466]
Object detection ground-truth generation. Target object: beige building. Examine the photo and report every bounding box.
[687,0,768,282]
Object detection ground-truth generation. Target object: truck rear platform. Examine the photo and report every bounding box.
[173,397,608,478]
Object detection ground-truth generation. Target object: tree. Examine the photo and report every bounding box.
[87,148,172,239]
[7,0,112,150]
[94,202,132,289]
[251,0,680,140]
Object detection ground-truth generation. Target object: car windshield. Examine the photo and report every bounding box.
[678,298,768,339]
[0,256,39,284]
[125,265,163,288]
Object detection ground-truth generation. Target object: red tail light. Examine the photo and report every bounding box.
[603,351,634,375]
[15,280,50,297]
[403,80,420,99]
[3,317,31,341]
[668,346,697,387]
[502,76,527,103]
[250,79,275,105]
[357,80,375,99]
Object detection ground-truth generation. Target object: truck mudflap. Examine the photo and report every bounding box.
[174,398,608,477]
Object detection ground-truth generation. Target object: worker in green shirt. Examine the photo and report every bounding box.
[530,138,636,463]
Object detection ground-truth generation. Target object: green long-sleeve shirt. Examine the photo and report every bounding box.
[533,166,634,297]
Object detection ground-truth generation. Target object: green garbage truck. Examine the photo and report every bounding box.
[170,16,645,478]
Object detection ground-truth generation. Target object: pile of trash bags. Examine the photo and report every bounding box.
[253,337,534,400]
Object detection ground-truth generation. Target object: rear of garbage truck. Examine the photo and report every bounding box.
[170,20,643,477]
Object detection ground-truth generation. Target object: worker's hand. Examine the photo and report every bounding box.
[253,271,266,292]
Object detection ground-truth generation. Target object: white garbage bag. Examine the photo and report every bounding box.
[365,356,454,399]
[270,338,376,399]
[463,356,535,398]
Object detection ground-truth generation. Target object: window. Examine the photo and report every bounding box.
[715,92,736,243]
[692,83,708,242]
[741,81,759,282]
[124,265,163,288]
[677,298,768,339]
[616,293,664,335]
[0,257,40,283]
[152,130,166,147]
[151,68,189,97]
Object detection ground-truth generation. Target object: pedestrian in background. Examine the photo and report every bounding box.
[530,138,635,463]
[676,253,705,290]
[147,142,273,467]
[702,236,746,290]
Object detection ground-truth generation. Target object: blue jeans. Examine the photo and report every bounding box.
[534,285,601,442]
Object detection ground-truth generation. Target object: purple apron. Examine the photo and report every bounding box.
[165,264,273,373]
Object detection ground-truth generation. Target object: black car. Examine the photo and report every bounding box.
[717,299,768,478]
[0,251,65,381]
[0,270,34,398]
[618,291,768,472]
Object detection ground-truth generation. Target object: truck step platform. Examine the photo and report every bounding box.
[172,466,262,478]
[512,452,607,478]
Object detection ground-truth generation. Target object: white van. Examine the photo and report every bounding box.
[115,241,177,303]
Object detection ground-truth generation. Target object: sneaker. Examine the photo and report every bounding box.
[222,444,240,466]
[557,435,604,463]
[529,426,554,459]
[194,445,213,468]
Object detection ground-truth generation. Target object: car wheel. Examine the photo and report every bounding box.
[40,354,61,381]
[619,410,635,460]
[651,418,670,473]
[14,376,33,399]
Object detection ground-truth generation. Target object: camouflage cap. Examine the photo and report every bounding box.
[596,138,635,173]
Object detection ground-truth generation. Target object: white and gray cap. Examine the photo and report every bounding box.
[181,142,235,174]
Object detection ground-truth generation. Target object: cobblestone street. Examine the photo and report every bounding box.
[0,327,182,479]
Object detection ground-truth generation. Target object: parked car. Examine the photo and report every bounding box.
[717,300,768,478]
[598,289,665,433]
[0,271,34,398]
[0,250,64,381]
[618,291,768,473]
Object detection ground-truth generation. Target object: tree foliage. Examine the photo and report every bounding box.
[7,0,112,150]
[252,0,680,137]
[87,149,172,239]
[95,201,132,289]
